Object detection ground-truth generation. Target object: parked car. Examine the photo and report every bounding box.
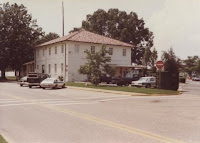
[100,75,113,84]
[112,74,140,86]
[179,76,186,83]
[40,78,65,89]
[192,77,200,81]
[131,77,156,88]
[18,76,28,86]
[27,72,49,88]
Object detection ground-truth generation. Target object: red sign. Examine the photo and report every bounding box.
[156,61,164,69]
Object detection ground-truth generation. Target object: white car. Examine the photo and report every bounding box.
[40,78,65,89]
[131,77,156,88]
[18,76,28,86]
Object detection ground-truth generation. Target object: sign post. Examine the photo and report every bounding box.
[156,61,164,89]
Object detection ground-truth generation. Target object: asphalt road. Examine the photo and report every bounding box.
[0,80,200,143]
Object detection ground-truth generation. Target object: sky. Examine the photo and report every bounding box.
[1,0,200,60]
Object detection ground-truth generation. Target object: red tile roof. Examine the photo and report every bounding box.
[36,29,133,48]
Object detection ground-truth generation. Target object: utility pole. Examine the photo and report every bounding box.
[62,1,67,83]
[62,1,64,36]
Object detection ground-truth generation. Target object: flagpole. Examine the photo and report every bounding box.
[62,1,64,36]
[62,1,67,83]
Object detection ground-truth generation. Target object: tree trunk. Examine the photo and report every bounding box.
[0,69,6,80]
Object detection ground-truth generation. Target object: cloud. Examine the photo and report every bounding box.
[147,0,200,59]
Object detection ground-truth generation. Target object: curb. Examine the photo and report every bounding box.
[67,86,180,96]
[68,86,147,96]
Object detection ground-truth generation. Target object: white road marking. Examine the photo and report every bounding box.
[0,103,36,107]
[0,100,24,103]
[0,99,17,101]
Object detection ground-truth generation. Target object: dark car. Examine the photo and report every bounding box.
[27,72,49,88]
[100,75,113,84]
[112,74,140,86]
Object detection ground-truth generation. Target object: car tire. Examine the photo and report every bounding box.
[43,87,45,89]
[146,84,151,88]
[53,84,57,89]
[29,85,32,88]
[20,84,23,87]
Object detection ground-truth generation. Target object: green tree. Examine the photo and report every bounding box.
[183,56,199,77]
[79,45,115,86]
[161,48,180,73]
[142,47,151,66]
[0,3,42,79]
[149,48,158,73]
[196,59,200,74]
[71,9,154,65]
[0,4,10,79]
[36,32,59,45]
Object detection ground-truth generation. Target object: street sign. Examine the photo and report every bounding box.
[156,61,164,69]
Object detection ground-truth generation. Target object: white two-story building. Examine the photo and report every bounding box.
[35,29,136,82]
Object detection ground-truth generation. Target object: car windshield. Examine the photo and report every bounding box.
[21,76,27,80]
[28,74,37,77]
[138,77,148,81]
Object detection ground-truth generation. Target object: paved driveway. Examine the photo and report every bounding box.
[0,80,200,143]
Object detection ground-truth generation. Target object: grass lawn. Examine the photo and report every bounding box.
[66,82,180,95]
[0,134,8,143]
[0,76,16,82]
[6,76,16,80]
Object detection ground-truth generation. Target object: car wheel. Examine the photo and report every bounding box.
[146,84,151,88]
[29,85,32,88]
[53,84,57,89]
[43,87,45,89]
[20,84,23,87]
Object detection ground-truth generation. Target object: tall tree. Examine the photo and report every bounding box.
[149,48,158,72]
[162,48,180,73]
[0,3,42,79]
[36,32,60,45]
[0,4,10,79]
[142,47,151,66]
[71,9,154,64]
[183,56,199,77]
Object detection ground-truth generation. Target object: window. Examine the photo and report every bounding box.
[91,46,95,53]
[150,78,155,82]
[123,49,126,56]
[55,64,57,73]
[37,65,39,69]
[43,48,45,56]
[61,63,64,73]
[75,45,79,53]
[48,64,51,74]
[49,47,51,55]
[61,45,64,53]
[109,48,113,55]
[55,46,57,54]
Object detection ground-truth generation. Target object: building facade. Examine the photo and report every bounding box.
[35,30,133,82]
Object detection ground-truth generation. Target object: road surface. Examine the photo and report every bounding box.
[0,80,200,143]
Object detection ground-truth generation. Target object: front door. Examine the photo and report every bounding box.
[42,65,45,73]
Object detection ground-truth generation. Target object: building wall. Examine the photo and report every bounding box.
[35,42,68,81]
[35,41,131,82]
[67,41,131,81]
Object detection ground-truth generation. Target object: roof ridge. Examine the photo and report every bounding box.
[85,30,133,46]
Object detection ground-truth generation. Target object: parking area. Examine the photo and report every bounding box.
[0,81,200,143]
